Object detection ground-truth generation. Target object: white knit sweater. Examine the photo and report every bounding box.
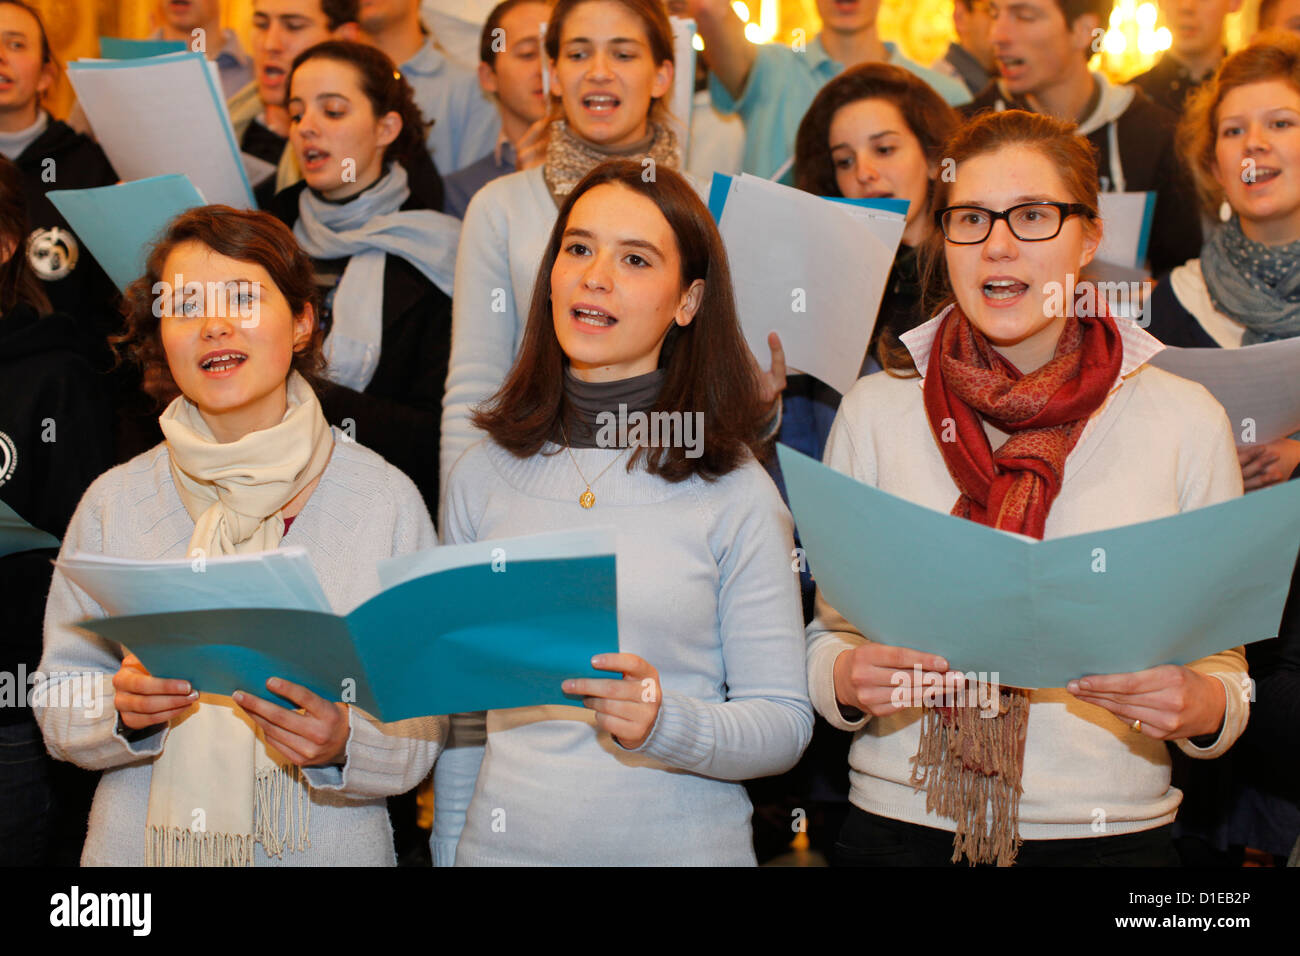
[806,316,1251,840]
[439,166,555,505]
[35,431,447,866]
[432,438,814,865]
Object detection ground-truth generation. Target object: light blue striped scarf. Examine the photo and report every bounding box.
[294,163,460,390]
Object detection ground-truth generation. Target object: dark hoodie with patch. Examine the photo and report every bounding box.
[964,73,1202,278]
[13,118,121,349]
[14,119,166,463]
[0,304,115,724]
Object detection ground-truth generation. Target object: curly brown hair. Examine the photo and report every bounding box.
[112,206,327,406]
[0,157,50,314]
[1178,32,1300,219]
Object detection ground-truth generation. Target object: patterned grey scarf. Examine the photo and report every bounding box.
[1201,216,1300,344]
[542,119,680,209]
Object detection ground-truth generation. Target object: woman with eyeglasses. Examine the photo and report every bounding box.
[805,109,1249,867]
[745,63,960,863]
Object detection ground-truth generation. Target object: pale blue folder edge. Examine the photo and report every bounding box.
[74,550,618,721]
[1135,190,1157,268]
[777,444,1300,689]
[58,547,329,616]
[377,526,617,588]
[0,500,59,558]
[47,175,206,292]
[98,37,188,59]
[67,52,255,208]
[706,171,910,224]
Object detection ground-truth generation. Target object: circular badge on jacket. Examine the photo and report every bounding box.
[0,430,16,488]
[26,227,80,281]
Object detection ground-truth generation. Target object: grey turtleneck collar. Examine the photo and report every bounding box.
[558,365,665,448]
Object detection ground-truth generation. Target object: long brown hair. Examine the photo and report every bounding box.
[289,40,431,171]
[899,110,1100,377]
[113,206,327,403]
[794,62,958,201]
[0,158,50,315]
[1179,32,1300,218]
[543,0,676,127]
[473,160,769,481]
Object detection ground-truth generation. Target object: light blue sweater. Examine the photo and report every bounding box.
[433,438,814,865]
[35,431,447,866]
[440,165,554,504]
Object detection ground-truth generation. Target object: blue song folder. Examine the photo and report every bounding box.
[0,500,58,558]
[47,175,206,292]
[60,529,620,720]
[98,38,188,59]
[779,444,1300,688]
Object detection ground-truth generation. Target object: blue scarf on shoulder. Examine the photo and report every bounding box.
[1201,216,1300,344]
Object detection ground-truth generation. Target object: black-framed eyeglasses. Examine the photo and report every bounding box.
[935,201,1097,244]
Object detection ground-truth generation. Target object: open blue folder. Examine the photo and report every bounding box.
[706,172,910,224]
[47,175,206,292]
[66,530,619,721]
[98,38,188,59]
[778,444,1300,689]
[0,500,59,558]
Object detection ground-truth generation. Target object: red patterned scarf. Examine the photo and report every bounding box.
[911,301,1123,865]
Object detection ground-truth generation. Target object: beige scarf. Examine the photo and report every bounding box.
[148,371,335,865]
[542,119,680,208]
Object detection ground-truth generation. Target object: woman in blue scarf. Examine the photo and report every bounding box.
[266,40,460,513]
[1145,33,1300,491]
[1144,32,1300,865]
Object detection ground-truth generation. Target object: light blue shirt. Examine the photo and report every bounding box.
[401,34,502,175]
[149,27,253,100]
[711,36,971,184]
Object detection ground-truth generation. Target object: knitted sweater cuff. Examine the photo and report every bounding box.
[1174,671,1246,760]
[115,713,169,757]
[630,694,713,770]
[808,639,869,732]
[301,706,407,797]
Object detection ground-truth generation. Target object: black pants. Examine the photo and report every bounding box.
[834,805,1179,867]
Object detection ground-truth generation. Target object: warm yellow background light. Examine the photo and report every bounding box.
[32,0,1269,120]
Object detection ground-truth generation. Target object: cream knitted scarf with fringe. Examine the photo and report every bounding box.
[148,372,334,865]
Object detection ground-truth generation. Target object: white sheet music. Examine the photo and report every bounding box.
[717,174,905,394]
[68,52,254,209]
[1149,337,1300,443]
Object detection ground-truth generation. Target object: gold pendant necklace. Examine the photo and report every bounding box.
[559,422,627,508]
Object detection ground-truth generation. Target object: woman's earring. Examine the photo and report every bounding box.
[1219,200,1233,223]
